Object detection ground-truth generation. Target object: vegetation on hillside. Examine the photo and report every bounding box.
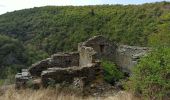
[0,35,26,79]
[128,3,170,100]
[0,2,169,54]
[0,34,48,79]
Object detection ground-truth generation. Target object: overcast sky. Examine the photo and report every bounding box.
[0,0,169,15]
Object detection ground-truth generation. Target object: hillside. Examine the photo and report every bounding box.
[0,2,170,79]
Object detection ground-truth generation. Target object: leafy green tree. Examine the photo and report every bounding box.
[25,44,49,65]
[0,35,27,79]
[127,47,170,99]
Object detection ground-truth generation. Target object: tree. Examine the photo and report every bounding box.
[127,47,170,99]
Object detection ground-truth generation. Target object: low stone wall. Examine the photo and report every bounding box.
[41,62,103,87]
[50,52,79,68]
[29,58,51,77]
[29,52,79,77]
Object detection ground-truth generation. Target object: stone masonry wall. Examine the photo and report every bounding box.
[80,36,117,62]
[78,44,97,67]
[78,36,117,68]
[29,52,79,76]
[78,36,149,74]
[115,45,150,74]
[41,62,103,87]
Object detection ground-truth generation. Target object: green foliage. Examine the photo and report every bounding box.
[149,10,170,47]
[25,44,49,65]
[102,60,124,83]
[0,35,48,79]
[0,80,5,86]
[0,2,169,55]
[0,35,27,79]
[127,47,170,99]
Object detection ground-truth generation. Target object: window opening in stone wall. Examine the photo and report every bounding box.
[100,45,104,53]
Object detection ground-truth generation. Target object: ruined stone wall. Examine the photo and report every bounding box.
[41,62,103,87]
[78,43,97,67]
[78,36,117,67]
[82,36,117,61]
[29,52,79,76]
[15,35,150,89]
[115,45,150,73]
[78,36,149,74]
[50,52,79,68]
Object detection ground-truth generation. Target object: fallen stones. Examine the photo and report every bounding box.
[15,69,31,89]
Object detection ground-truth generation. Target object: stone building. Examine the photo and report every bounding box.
[15,36,149,89]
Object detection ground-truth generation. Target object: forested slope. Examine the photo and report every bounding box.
[0,2,169,78]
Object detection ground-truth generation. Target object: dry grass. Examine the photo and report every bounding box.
[0,87,139,100]
[105,91,140,100]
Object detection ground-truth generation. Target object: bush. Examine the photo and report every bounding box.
[127,47,170,99]
[101,60,124,84]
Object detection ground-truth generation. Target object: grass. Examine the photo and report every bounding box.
[0,86,140,100]
[0,80,4,86]
[0,88,84,100]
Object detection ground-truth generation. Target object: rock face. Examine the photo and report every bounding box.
[15,35,149,90]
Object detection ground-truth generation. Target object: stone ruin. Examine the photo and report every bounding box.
[15,36,150,90]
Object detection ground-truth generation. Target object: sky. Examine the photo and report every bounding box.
[0,0,169,15]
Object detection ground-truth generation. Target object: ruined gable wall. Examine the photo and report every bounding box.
[78,36,117,67]
[83,36,117,61]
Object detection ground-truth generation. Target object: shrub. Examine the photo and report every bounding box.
[127,47,170,99]
[101,60,124,84]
